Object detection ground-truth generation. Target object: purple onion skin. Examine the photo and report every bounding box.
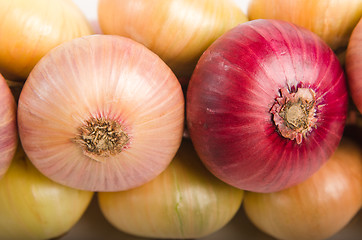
[186,19,348,193]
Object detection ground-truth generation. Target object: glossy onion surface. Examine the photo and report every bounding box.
[346,19,362,113]
[18,35,185,192]
[0,146,93,240]
[98,140,243,239]
[248,0,362,51]
[0,0,93,81]
[0,73,17,179]
[243,138,362,240]
[98,0,247,79]
[187,19,348,193]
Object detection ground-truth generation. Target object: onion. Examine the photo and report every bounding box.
[0,73,17,179]
[0,0,93,81]
[346,18,362,114]
[0,145,94,240]
[243,138,362,240]
[98,139,243,239]
[247,0,362,52]
[18,34,185,192]
[98,0,248,81]
[186,19,348,193]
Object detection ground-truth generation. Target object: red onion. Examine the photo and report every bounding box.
[186,19,348,193]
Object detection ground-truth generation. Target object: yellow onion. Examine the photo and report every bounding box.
[243,138,362,240]
[0,0,93,81]
[18,34,185,192]
[98,0,248,81]
[248,0,362,52]
[0,73,17,179]
[98,139,244,239]
[0,145,94,240]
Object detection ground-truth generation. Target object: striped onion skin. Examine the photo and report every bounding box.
[18,35,184,192]
[98,0,248,80]
[98,139,243,239]
[346,19,362,113]
[0,73,17,179]
[247,0,362,52]
[186,19,348,193]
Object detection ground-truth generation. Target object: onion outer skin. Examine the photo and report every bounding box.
[0,73,17,179]
[0,145,94,240]
[346,18,362,114]
[98,0,248,79]
[98,139,243,239]
[0,0,93,81]
[248,0,362,51]
[18,34,185,192]
[243,138,362,240]
[186,19,348,193]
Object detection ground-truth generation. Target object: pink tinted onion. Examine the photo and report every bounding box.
[18,35,185,192]
[0,73,17,179]
[186,19,348,193]
[346,18,362,114]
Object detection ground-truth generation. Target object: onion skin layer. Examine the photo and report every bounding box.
[0,146,94,240]
[98,0,248,80]
[0,0,93,81]
[243,138,362,240]
[18,35,185,192]
[0,73,17,179]
[346,19,362,114]
[98,139,243,239]
[186,19,348,193]
[248,0,362,52]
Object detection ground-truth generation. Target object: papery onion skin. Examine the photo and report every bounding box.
[0,145,94,240]
[346,19,362,114]
[247,0,362,52]
[98,139,243,239]
[18,34,185,192]
[98,0,248,80]
[0,0,93,81]
[243,138,362,240]
[186,19,348,193]
[0,73,17,179]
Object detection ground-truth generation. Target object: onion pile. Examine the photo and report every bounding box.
[0,0,360,239]
[18,34,185,192]
[186,19,348,193]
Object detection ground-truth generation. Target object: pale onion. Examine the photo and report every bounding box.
[0,73,17,179]
[243,138,362,240]
[98,139,243,239]
[0,0,93,81]
[346,18,362,114]
[98,0,248,82]
[248,0,362,52]
[18,34,185,192]
[0,145,94,240]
